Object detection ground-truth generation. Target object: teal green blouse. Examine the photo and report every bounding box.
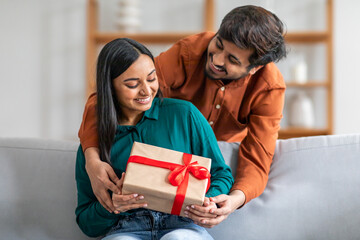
[75,98,234,237]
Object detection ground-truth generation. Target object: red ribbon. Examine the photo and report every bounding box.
[127,153,211,215]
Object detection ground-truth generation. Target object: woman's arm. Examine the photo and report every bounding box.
[75,146,120,237]
[188,104,234,197]
[84,147,121,213]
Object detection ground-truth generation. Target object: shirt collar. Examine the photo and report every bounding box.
[143,97,160,121]
[116,98,160,134]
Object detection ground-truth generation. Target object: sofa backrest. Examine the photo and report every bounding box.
[0,138,91,240]
[1,134,359,240]
[211,134,360,240]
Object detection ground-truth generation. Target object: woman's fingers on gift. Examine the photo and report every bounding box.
[203,197,211,207]
[184,205,217,218]
[112,193,145,207]
[114,202,148,214]
[195,215,227,228]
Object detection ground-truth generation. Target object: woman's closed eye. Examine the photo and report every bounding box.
[125,78,156,89]
[126,83,139,89]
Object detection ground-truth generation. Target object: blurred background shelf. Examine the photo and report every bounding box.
[94,32,198,44]
[86,0,333,139]
[286,82,330,88]
[279,128,329,139]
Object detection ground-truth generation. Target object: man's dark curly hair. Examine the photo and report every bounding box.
[218,5,287,70]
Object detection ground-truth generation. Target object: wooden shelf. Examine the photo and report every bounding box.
[94,31,198,44]
[285,82,329,88]
[285,32,329,43]
[93,31,329,45]
[93,30,329,45]
[279,128,330,139]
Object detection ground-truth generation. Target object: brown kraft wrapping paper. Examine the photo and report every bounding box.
[122,142,211,217]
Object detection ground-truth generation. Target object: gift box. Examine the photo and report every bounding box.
[122,142,211,217]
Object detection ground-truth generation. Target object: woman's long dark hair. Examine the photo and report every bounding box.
[96,38,156,165]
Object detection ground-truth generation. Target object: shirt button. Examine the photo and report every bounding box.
[220,86,225,91]
[215,104,221,109]
[209,121,214,125]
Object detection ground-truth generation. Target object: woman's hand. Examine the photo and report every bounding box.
[184,198,217,225]
[84,147,121,213]
[185,190,246,228]
[112,173,148,214]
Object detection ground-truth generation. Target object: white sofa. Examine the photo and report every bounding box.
[1,134,359,240]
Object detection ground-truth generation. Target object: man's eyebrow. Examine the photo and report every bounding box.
[230,55,241,65]
[123,69,156,82]
[148,69,156,76]
[217,36,241,64]
[217,36,224,47]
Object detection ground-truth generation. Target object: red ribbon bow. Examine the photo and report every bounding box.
[127,152,211,215]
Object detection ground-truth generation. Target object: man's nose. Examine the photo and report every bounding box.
[212,52,225,67]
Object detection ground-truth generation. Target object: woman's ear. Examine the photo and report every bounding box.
[249,66,262,75]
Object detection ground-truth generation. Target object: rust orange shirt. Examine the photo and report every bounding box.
[78,32,285,204]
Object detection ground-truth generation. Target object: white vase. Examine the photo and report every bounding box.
[116,0,141,33]
[292,59,308,84]
[288,92,315,128]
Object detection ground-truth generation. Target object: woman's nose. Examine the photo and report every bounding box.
[140,84,151,96]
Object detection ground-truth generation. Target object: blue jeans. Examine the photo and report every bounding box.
[102,209,213,240]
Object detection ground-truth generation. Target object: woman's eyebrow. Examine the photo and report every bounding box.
[123,69,156,82]
[123,78,139,82]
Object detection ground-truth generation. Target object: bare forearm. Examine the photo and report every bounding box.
[229,189,246,210]
[84,147,101,167]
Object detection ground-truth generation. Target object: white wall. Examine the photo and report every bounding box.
[0,0,359,140]
[333,0,360,134]
[0,0,86,140]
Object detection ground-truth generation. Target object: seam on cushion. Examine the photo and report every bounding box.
[277,142,360,154]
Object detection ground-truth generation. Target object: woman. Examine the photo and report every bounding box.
[75,38,234,240]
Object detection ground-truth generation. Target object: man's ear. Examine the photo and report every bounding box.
[249,66,262,75]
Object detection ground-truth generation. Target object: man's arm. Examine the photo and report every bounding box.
[78,93,121,212]
[231,88,285,204]
[187,88,285,227]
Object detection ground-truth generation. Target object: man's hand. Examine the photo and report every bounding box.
[84,147,121,213]
[186,190,246,228]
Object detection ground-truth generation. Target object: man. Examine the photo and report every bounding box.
[78,5,286,228]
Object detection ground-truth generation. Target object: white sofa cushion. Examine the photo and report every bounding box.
[0,138,91,240]
[209,134,360,240]
[1,134,359,240]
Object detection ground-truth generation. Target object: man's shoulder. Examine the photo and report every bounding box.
[181,32,215,43]
[255,62,286,90]
[180,32,215,57]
